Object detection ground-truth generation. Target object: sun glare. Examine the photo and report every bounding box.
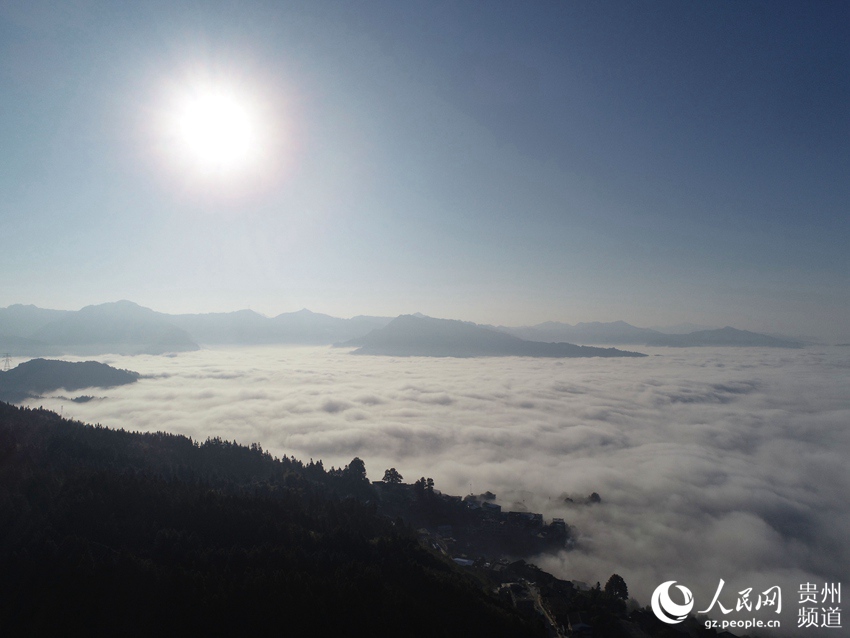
[170,87,259,174]
[147,69,294,202]
[176,91,257,170]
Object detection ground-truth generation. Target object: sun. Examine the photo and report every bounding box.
[147,70,294,202]
[176,91,257,171]
[165,83,262,176]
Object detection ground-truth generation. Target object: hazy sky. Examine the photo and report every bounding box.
[1,1,848,340]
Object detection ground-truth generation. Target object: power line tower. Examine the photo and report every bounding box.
[2,353,11,372]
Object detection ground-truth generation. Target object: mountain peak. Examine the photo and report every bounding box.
[79,300,154,315]
[347,314,646,358]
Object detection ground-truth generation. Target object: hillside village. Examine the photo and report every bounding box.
[371,475,743,638]
[372,477,572,560]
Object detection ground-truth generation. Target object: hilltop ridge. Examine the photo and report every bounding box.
[0,358,139,403]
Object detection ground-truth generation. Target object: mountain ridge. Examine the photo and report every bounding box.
[343,315,648,358]
[0,301,805,355]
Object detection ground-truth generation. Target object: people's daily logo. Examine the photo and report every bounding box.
[651,581,694,624]
[649,579,841,631]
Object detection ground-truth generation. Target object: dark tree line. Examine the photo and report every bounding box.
[0,402,543,637]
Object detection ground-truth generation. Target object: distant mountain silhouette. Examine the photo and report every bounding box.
[647,322,717,334]
[30,301,199,355]
[343,315,647,358]
[165,308,275,344]
[644,326,802,348]
[166,308,392,345]
[0,301,804,355]
[0,358,139,402]
[500,321,802,348]
[0,304,70,336]
[501,320,661,345]
[0,335,60,357]
[271,309,392,344]
[0,305,70,356]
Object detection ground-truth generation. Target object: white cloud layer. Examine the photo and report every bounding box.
[23,345,850,628]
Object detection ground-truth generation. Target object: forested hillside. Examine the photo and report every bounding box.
[0,403,734,638]
[0,402,543,636]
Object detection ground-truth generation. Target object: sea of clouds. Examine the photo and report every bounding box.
[23,345,850,631]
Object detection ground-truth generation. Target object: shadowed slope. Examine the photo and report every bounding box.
[0,359,139,402]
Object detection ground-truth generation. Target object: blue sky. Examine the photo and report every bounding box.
[1,1,847,340]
